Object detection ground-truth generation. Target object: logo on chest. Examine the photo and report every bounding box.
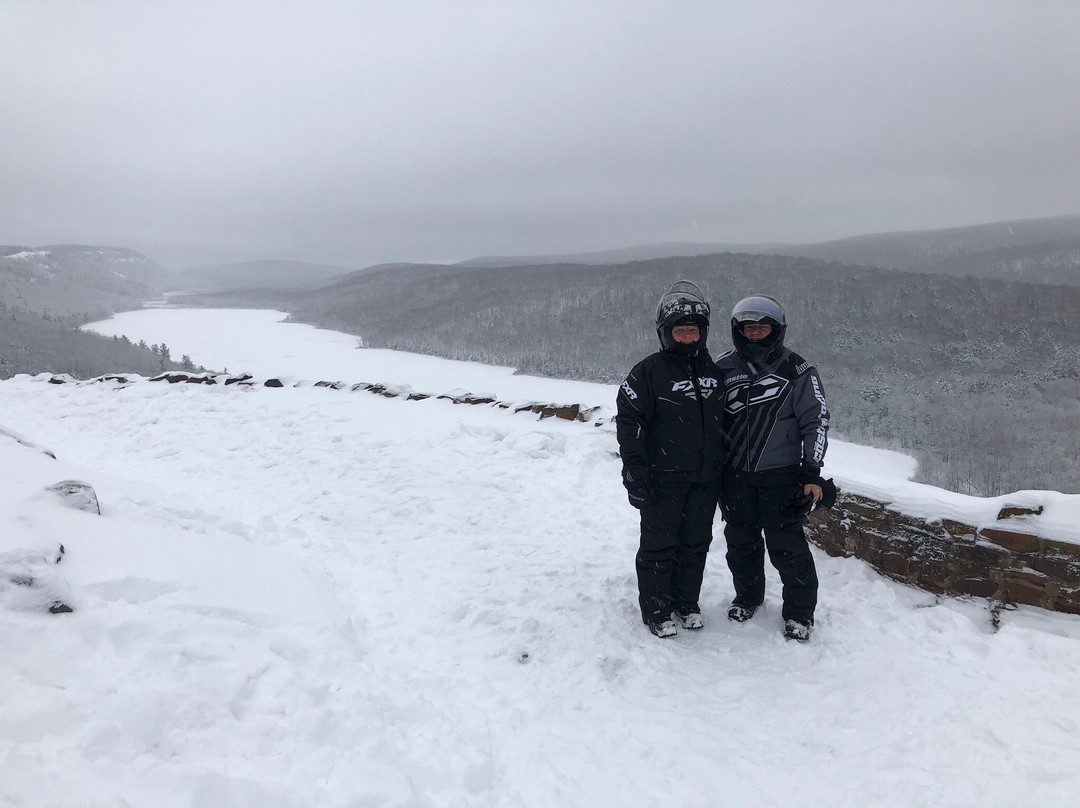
[670,376,718,400]
[724,374,789,414]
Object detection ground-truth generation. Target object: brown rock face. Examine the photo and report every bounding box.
[807,492,1080,615]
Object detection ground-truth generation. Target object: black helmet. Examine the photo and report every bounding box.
[730,294,786,363]
[655,280,710,354]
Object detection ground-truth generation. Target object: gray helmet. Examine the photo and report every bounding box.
[731,294,786,327]
[730,294,786,362]
[655,280,710,353]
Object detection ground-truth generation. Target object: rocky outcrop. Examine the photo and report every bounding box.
[807,494,1080,614]
[48,479,101,515]
[149,372,218,384]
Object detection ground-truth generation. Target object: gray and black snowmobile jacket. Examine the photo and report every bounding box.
[714,345,829,473]
[616,349,726,483]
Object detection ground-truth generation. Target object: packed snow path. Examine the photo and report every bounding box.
[2,376,1079,808]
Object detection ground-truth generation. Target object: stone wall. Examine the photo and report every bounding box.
[142,372,606,423]
[807,492,1080,615]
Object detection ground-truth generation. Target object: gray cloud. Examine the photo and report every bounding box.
[2,0,1079,269]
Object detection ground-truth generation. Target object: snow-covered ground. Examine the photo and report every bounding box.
[0,309,1077,807]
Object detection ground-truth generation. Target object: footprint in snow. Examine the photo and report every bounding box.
[504,432,566,459]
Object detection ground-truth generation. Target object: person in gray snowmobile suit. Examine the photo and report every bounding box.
[616,281,725,639]
[714,294,831,642]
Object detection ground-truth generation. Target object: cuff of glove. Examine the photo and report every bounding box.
[798,462,825,487]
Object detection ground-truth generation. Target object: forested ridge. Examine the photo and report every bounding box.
[460,214,1080,284]
[0,304,203,379]
[283,253,1080,496]
[0,246,197,378]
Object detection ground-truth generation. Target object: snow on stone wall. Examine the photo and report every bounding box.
[807,494,1080,615]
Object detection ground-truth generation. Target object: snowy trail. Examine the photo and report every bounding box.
[2,375,1079,807]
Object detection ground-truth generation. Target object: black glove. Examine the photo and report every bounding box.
[818,477,838,509]
[718,494,732,523]
[791,475,838,517]
[622,465,653,509]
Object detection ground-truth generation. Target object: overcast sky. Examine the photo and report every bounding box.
[2,1,1079,270]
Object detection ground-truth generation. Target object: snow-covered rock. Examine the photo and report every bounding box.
[48,479,101,515]
[0,544,73,613]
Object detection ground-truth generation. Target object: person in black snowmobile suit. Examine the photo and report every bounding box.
[715,294,832,642]
[616,281,725,639]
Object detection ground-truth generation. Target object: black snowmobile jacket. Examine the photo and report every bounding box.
[616,349,725,482]
[714,345,829,474]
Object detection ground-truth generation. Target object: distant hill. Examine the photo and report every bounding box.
[0,244,173,319]
[458,214,1080,285]
[783,215,1080,278]
[0,245,187,378]
[172,259,356,294]
[457,242,788,268]
[893,234,1080,285]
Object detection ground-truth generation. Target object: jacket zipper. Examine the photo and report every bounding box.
[688,355,707,470]
[742,357,755,472]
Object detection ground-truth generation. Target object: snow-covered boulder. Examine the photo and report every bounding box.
[0,544,74,614]
[48,479,101,515]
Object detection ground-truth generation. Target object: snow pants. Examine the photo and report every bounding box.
[721,466,818,625]
[636,478,721,622]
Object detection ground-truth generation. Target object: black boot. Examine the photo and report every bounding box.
[783,619,813,642]
[642,614,678,638]
[727,600,761,623]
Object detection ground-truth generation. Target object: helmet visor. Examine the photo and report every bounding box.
[731,295,784,325]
